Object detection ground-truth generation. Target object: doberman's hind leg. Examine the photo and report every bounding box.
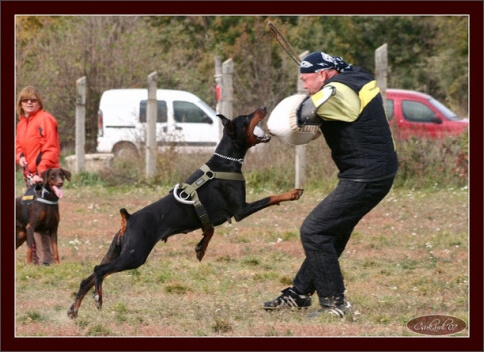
[92,208,131,309]
[67,209,129,319]
[195,227,214,261]
[67,273,95,319]
[92,265,106,310]
[67,236,122,319]
[91,237,155,310]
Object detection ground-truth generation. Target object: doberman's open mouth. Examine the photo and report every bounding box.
[253,125,271,143]
[250,107,271,144]
[52,185,64,199]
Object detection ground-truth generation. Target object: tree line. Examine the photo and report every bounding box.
[15,15,468,152]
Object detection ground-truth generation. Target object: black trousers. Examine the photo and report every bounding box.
[293,177,394,307]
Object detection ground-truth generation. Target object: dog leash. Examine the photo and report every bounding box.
[173,164,245,232]
[23,165,34,188]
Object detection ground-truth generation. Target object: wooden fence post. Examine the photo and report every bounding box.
[146,71,158,179]
[214,56,223,139]
[220,59,234,120]
[375,43,388,101]
[295,51,309,189]
[75,76,86,173]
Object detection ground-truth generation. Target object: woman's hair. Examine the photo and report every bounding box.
[17,86,44,116]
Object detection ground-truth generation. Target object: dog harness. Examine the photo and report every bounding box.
[173,164,244,231]
[21,186,59,224]
[21,186,59,205]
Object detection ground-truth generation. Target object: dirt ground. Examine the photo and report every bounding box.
[12,182,470,345]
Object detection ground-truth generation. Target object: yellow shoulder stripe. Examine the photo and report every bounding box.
[359,80,380,114]
[311,86,336,107]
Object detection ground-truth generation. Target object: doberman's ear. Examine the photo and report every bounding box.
[217,114,229,125]
[62,169,72,182]
[41,169,51,183]
[218,114,235,135]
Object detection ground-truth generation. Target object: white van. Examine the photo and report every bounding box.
[97,89,222,157]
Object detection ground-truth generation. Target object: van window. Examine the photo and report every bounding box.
[139,100,167,123]
[174,101,212,124]
[385,99,394,120]
[402,100,435,123]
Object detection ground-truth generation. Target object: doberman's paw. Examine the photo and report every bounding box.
[195,233,212,262]
[93,293,103,310]
[196,251,205,262]
[67,306,78,319]
[195,245,206,262]
[290,188,304,200]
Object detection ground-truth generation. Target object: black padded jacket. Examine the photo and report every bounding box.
[321,67,398,182]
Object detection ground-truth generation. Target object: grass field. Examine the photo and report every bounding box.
[14,178,469,338]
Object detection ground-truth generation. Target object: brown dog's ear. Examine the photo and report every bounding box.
[41,169,51,183]
[62,169,72,182]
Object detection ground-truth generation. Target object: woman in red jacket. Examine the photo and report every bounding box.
[16,86,61,185]
[16,86,61,265]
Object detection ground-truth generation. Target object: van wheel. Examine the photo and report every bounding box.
[113,143,139,160]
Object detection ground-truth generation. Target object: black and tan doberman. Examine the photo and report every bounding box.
[16,168,71,264]
[67,107,303,319]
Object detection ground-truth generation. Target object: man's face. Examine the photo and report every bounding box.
[299,71,326,95]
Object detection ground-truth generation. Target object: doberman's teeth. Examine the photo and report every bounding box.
[253,125,265,138]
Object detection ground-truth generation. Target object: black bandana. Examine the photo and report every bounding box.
[300,52,353,73]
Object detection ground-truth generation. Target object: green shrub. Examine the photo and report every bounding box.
[62,131,468,191]
[393,133,468,189]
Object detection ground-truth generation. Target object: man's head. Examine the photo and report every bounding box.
[300,52,353,74]
[299,52,353,95]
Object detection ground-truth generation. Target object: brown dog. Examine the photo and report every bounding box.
[16,168,71,264]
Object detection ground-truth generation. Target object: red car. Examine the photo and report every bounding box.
[385,89,468,139]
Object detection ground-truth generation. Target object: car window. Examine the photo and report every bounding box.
[429,97,460,121]
[385,99,395,120]
[139,100,168,123]
[174,101,212,124]
[401,100,435,123]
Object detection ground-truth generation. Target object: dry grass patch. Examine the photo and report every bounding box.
[15,182,468,337]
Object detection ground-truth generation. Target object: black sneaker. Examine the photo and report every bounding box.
[307,301,351,319]
[264,287,312,310]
